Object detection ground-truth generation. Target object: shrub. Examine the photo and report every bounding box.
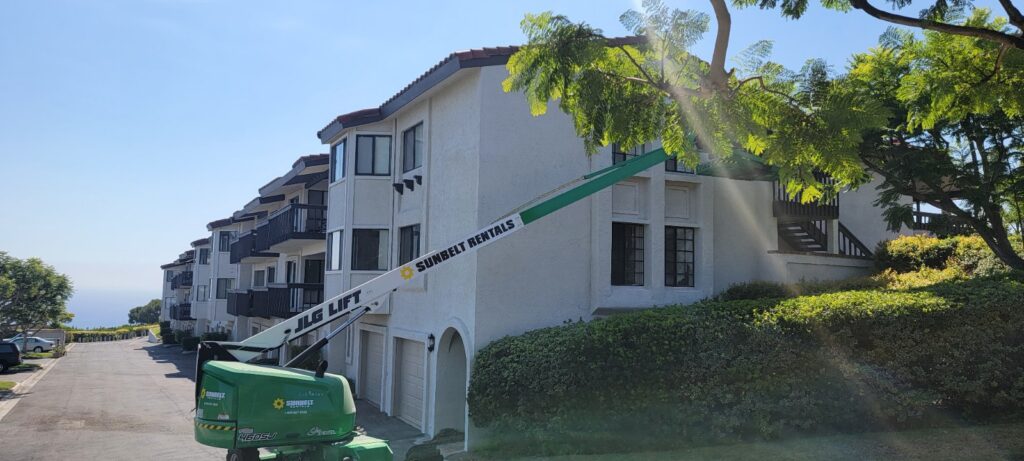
[716,281,791,301]
[181,336,200,352]
[875,235,957,272]
[173,329,192,345]
[200,332,230,342]
[161,333,177,344]
[468,275,1024,455]
[51,345,66,358]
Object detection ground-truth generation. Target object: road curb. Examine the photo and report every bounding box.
[0,354,63,422]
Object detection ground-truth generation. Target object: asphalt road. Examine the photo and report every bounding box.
[0,339,223,460]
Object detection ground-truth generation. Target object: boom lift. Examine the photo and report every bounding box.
[193,148,672,461]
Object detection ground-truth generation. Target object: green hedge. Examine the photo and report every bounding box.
[875,234,1009,275]
[68,324,157,342]
[468,275,1024,455]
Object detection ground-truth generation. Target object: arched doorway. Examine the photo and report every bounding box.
[434,328,467,436]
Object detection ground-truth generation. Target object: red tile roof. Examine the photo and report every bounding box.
[317,37,643,143]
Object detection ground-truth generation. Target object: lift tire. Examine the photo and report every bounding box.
[226,448,259,461]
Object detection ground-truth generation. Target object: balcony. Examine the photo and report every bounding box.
[227,291,252,317]
[912,211,972,236]
[254,203,327,252]
[170,303,194,321]
[249,283,324,319]
[229,231,278,264]
[772,173,839,221]
[170,271,193,289]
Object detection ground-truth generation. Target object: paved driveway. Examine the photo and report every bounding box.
[0,339,222,460]
[0,338,422,460]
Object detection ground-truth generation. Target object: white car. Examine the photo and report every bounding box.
[2,336,54,353]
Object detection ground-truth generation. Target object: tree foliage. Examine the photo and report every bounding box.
[0,252,74,348]
[128,299,161,325]
[843,10,1024,269]
[504,2,887,202]
[736,0,1024,50]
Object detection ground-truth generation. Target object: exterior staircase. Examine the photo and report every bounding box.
[778,220,828,252]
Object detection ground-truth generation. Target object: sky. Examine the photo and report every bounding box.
[0,0,1005,327]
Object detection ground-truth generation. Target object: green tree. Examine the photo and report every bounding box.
[738,0,1024,50]
[128,299,161,325]
[505,3,886,203]
[0,252,74,350]
[843,10,1024,269]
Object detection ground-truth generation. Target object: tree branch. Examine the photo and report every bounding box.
[708,0,732,88]
[616,45,660,87]
[979,44,1010,83]
[997,0,1024,30]
[849,0,1024,49]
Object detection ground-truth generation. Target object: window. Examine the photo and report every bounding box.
[218,231,232,252]
[165,271,174,282]
[327,230,343,271]
[216,278,233,299]
[267,266,276,284]
[254,270,266,287]
[665,226,696,287]
[611,222,644,286]
[613,143,645,164]
[198,248,210,264]
[304,259,324,284]
[331,138,346,182]
[195,285,209,302]
[307,190,326,206]
[352,229,389,270]
[0,344,15,354]
[665,156,695,173]
[355,135,391,176]
[399,224,421,264]
[402,123,424,173]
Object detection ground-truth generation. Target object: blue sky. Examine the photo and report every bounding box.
[0,0,1003,327]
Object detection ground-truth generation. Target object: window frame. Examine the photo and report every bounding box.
[218,231,232,252]
[195,285,209,302]
[665,226,696,287]
[398,224,421,265]
[198,248,210,265]
[354,134,392,176]
[215,278,233,299]
[351,228,390,271]
[327,230,343,271]
[331,138,346,182]
[253,270,266,288]
[402,123,424,173]
[612,143,645,165]
[611,222,645,286]
[665,156,695,174]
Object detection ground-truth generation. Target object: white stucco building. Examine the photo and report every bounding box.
[312,45,906,447]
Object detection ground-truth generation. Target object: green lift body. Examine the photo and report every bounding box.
[193,149,672,460]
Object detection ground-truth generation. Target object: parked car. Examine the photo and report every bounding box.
[0,341,22,373]
[2,336,55,353]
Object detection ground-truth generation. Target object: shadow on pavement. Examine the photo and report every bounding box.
[356,400,423,461]
[140,342,197,381]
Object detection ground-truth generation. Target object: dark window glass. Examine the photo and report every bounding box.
[352,229,389,270]
[254,270,266,287]
[331,139,346,181]
[665,226,696,287]
[611,222,644,286]
[198,248,210,265]
[165,271,174,282]
[0,344,15,353]
[399,224,421,265]
[612,143,644,165]
[218,231,232,252]
[402,123,423,173]
[355,135,391,176]
[216,278,233,299]
[665,157,695,173]
[267,266,276,284]
[304,259,324,284]
[307,190,326,206]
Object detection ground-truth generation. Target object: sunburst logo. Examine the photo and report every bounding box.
[273,398,284,410]
[200,388,207,399]
[400,266,414,280]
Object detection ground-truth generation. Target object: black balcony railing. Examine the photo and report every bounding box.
[254,203,327,252]
[227,291,252,317]
[912,211,972,236]
[170,303,194,320]
[838,222,873,258]
[170,271,193,289]
[248,283,324,319]
[229,231,278,264]
[772,173,839,221]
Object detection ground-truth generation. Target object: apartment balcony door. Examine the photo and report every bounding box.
[304,259,324,284]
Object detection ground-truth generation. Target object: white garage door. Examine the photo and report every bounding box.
[394,338,425,428]
[360,330,384,408]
